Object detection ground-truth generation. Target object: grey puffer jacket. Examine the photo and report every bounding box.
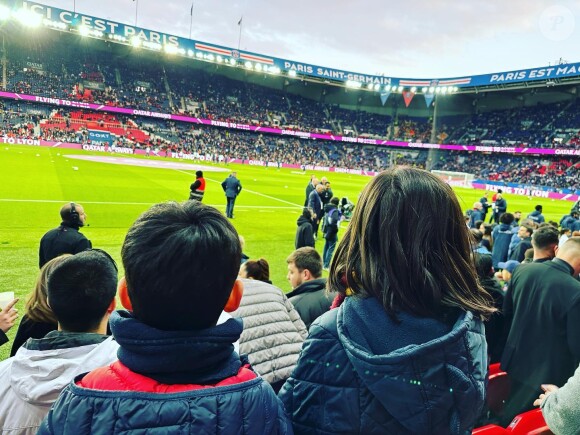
[231,279,308,385]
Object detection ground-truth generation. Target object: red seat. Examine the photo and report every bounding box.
[507,409,553,435]
[472,424,509,434]
[487,371,511,417]
[489,363,502,376]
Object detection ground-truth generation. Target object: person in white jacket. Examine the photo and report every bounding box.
[0,250,120,434]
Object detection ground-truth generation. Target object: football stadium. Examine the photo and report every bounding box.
[0,1,579,433]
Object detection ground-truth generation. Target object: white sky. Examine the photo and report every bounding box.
[34,0,580,78]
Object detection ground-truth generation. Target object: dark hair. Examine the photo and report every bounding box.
[301,207,312,219]
[532,225,559,249]
[500,212,515,225]
[535,205,543,211]
[196,170,203,177]
[330,197,340,206]
[47,250,117,332]
[474,220,483,230]
[328,167,495,320]
[524,248,535,262]
[287,247,323,279]
[122,201,241,330]
[470,229,483,244]
[473,253,493,278]
[242,258,270,283]
[497,189,503,194]
[480,223,493,237]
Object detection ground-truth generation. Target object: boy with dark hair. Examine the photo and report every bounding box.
[0,250,119,434]
[40,201,291,434]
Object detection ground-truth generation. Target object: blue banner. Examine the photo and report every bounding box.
[88,129,113,145]
[18,1,580,90]
[424,93,435,108]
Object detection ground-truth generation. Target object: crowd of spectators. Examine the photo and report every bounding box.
[1,99,578,191]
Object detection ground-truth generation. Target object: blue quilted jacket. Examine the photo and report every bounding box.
[279,296,487,434]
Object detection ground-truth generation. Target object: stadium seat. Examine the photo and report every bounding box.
[487,371,511,417]
[506,409,553,435]
[489,363,502,376]
[472,425,509,434]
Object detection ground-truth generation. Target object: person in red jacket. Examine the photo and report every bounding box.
[189,170,206,201]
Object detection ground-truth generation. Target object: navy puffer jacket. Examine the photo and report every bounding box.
[279,296,487,434]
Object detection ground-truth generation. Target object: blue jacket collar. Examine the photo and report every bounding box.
[110,310,243,384]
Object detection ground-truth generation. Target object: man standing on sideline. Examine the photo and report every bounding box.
[304,175,318,207]
[39,203,91,268]
[308,184,325,238]
[189,170,206,202]
[0,250,119,433]
[286,247,334,329]
[480,192,491,222]
[492,192,507,224]
[320,180,333,209]
[500,237,580,426]
[221,172,242,218]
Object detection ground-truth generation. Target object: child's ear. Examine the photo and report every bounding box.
[118,277,133,311]
[107,298,117,313]
[224,279,244,313]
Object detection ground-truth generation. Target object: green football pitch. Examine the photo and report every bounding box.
[0,144,573,361]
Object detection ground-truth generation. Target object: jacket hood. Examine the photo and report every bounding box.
[529,210,541,217]
[336,296,487,434]
[9,333,118,406]
[323,204,337,213]
[296,215,311,226]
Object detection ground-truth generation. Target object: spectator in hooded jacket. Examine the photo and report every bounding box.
[40,201,291,434]
[286,247,334,329]
[527,204,545,225]
[279,167,495,434]
[295,208,315,249]
[322,197,341,269]
[491,212,516,269]
[0,250,119,434]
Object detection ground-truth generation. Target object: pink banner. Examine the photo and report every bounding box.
[1,91,578,156]
[472,183,578,202]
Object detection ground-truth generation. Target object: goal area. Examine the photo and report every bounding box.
[431,170,475,188]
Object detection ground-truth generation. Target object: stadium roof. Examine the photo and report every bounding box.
[5,0,580,93]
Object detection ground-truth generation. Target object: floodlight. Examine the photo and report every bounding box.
[411,86,417,93]
[374,84,380,91]
[391,85,398,92]
[229,58,236,66]
[254,63,262,71]
[397,86,403,92]
[216,55,223,63]
[0,5,10,20]
[429,87,435,93]
[164,45,178,54]
[435,88,442,94]
[346,80,362,89]
[367,83,374,90]
[187,49,194,57]
[288,70,297,77]
[268,66,281,75]
[14,9,42,27]
[206,54,215,61]
[422,87,427,93]
[441,86,448,93]
[244,61,253,69]
[196,52,203,58]
[131,36,141,47]
[78,25,90,36]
